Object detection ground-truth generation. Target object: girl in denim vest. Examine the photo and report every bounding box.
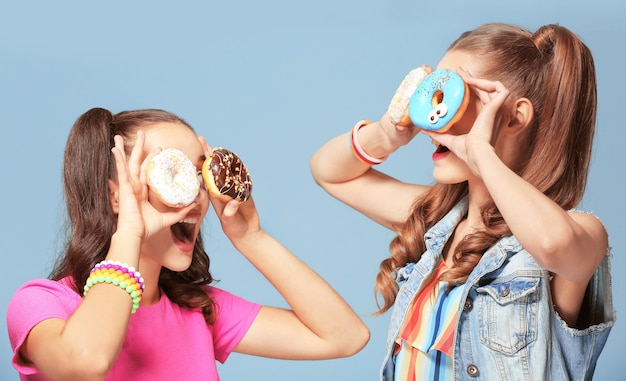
[310,23,614,380]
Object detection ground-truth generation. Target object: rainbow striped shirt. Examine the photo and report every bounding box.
[393,260,463,381]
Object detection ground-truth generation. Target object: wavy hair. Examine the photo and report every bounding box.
[375,23,597,314]
[51,108,216,324]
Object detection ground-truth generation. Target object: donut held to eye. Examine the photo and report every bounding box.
[202,147,253,202]
[387,65,433,126]
[147,148,200,207]
[408,68,470,133]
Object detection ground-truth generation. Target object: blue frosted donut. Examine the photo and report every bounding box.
[408,69,469,132]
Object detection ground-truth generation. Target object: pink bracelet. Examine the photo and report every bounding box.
[349,120,388,165]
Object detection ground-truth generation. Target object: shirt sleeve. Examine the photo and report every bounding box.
[206,286,262,363]
[6,278,82,375]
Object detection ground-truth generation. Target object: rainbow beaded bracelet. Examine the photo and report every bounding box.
[83,260,144,313]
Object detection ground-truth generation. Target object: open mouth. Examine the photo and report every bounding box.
[170,218,197,245]
[435,144,450,154]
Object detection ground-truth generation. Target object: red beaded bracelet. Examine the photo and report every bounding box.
[349,120,388,165]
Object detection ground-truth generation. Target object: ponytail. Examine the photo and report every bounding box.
[525,24,596,209]
[53,107,118,293]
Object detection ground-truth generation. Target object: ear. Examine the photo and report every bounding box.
[504,97,534,136]
[108,179,120,214]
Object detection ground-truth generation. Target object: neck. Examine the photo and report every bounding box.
[465,178,491,229]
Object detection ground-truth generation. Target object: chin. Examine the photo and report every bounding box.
[432,170,469,185]
[161,254,194,273]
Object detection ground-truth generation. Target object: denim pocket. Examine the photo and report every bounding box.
[476,276,540,354]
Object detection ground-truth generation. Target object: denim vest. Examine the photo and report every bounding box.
[380,198,615,380]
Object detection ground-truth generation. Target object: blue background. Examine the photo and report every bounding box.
[1,1,623,379]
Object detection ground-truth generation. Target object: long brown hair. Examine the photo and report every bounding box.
[51,108,217,324]
[375,23,597,314]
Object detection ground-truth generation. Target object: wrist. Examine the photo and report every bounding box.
[349,120,389,165]
[108,231,142,263]
[467,141,498,176]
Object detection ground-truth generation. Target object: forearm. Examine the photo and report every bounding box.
[310,119,426,228]
[310,118,400,184]
[472,144,604,281]
[233,230,367,347]
[310,131,371,186]
[48,232,141,378]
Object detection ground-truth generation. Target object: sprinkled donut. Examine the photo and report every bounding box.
[147,148,200,207]
[408,68,470,132]
[387,65,432,126]
[202,148,253,202]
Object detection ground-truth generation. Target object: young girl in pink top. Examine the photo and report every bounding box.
[7,108,369,380]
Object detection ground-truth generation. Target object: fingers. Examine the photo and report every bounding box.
[223,200,240,218]
[112,136,129,183]
[208,194,240,218]
[163,202,198,226]
[198,136,212,156]
[128,130,145,182]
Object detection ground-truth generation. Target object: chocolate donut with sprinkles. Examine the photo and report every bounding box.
[202,147,253,202]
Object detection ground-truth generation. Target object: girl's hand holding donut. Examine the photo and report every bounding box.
[111,131,195,240]
[378,111,422,150]
[379,66,434,152]
[423,72,510,176]
[198,136,261,247]
[387,65,433,128]
[211,196,262,248]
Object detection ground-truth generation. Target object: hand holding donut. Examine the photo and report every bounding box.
[423,74,510,175]
[112,132,195,240]
[146,136,253,208]
[198,137,260,244]
[202,147,253,203]
[408,68,470,133]
[387,65,470,133]
[387,65,433,127]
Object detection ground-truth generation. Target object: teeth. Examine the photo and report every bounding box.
[179,218,198,224]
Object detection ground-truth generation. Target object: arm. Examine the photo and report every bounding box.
[432,76,607,282]
[427,76,607,322]
[210,196,369,359]
[471,147,607,323]
[473,149,607,282]
[21,132,193,380]
[309,116,429,230]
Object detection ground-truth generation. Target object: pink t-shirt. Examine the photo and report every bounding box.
[6,278,262,380]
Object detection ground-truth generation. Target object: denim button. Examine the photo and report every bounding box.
[466,364,479,377]
[500,288,510,297]
[463,299,473,311]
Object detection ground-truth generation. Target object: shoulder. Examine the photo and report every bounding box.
[9,278,80,305]
[7,278,81,350]
[568,210,609,252]
[203,285,262,318]
[8,278,81,318]
[201,286,262,361]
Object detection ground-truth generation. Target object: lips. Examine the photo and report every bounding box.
[432,144,451,161]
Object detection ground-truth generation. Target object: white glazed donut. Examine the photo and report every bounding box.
[147,148,200,207]
[387,65,433,126]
